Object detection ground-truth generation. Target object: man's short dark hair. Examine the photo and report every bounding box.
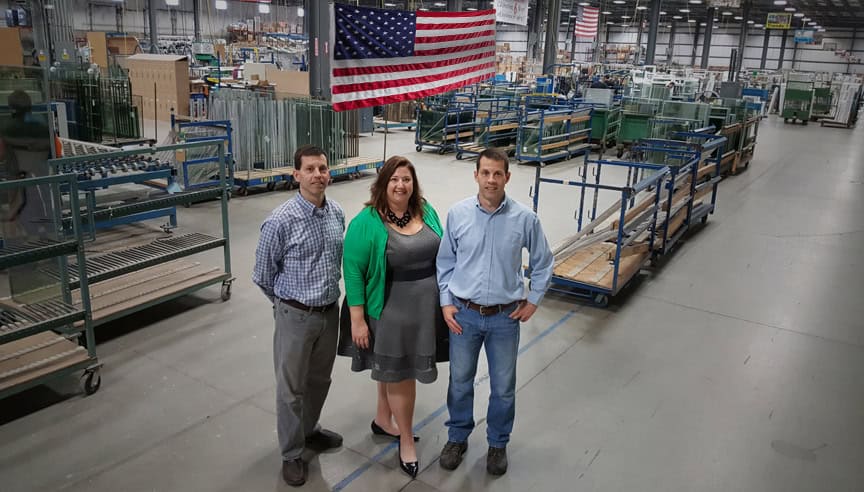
[293,145,327,170]
[476,147,509,173]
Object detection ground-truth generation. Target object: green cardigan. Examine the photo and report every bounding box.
[343,202,442,319]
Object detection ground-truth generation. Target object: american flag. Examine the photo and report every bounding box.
[331,5,497,112]
[573,6,600,38]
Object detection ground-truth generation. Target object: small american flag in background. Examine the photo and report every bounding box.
[573,6,600,38]
[331,5,497,112]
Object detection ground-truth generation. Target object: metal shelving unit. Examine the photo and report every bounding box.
[49,140,234,328]
[0,173,100,400]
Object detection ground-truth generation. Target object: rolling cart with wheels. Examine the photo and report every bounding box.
[0,173,101,400]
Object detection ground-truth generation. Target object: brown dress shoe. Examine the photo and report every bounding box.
[305,428,343,451]
[282,458,307,486]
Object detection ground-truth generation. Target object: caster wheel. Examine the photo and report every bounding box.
[221,282,232,301]
[437,147,446,155]
[456,153,463,160]
[416,145,423,152]
[82,369,101,396]
[701,216,708,224]
[266,182,276,191]
[616,149,624,159]
[238,187,248,196]
[592,294,609,308]
[540,162,547,168]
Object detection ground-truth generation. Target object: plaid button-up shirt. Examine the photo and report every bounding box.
[253,193,345,306]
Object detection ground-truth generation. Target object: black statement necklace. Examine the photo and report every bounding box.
[386,209,412,228]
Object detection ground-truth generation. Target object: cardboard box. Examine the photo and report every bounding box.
[126,54,190,120]
[265,66,309,97]
[0,28,25,66]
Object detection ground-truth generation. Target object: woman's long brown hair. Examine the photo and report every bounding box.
[365,156,425,221]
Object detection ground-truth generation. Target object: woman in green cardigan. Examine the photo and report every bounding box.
[342,156,446,478]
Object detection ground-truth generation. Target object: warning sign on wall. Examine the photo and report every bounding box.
[766,13,792,29]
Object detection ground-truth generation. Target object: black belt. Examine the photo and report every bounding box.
[389,265,437,282]
[456,297,519,316]
[280,298,336,313]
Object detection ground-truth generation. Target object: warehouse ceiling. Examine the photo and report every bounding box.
[334,0,864,29]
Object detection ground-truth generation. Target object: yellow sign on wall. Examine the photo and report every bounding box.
[766,13,792,29]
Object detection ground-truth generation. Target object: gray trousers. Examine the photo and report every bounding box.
[273,299,339,461]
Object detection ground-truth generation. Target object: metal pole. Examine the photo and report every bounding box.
[701,7,715,69]
[792,40,798,71]
[847,29,857,74]
[193,0,201,42]
[148,0,158,54]
[531,0,546,60]
[308,1,332,100]
[692,23,701,67]
[667,21,677,65]
[760,28,770,69]
[644,0,661,65]
[88,2,93,31]
[569,0,577,63]
[778,29,787,69]
[635,21,644,65]
[543,0,563,73]
[737,0,751,73]
[116,5,123,32]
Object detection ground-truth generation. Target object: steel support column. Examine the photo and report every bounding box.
[848,29,857,73]
[543,0,563,73]
[701,7,715,69]
[692,23,701,67]
[667,21,677,65]
[148,0,158,53]
[736,0,751,74]
[635,21,644,65]
[193,0,201,42]
[760,28,770,69]
[531,0,546,60]
[644,0,662,65]
[778,29,787,69]
[308,0,332,100]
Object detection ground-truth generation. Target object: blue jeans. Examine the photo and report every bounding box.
[445,298,520,448]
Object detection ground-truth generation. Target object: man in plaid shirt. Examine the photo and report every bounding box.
[253,145,345,487]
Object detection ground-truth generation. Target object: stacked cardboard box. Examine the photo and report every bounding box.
[496,43,514,74]
[126,54,190,121]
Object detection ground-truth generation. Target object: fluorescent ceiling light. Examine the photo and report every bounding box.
[166,0,179,6]
[561,8,571,12]
[603,11,612,14]
[384,2,396,6]
[774,0,787,4]
[673,15,683,19]
[784,7,796,11]
[700,22,706,26]
[434,2,445,6]
[722,11,733,15]
[747,20,754,24]
[818,28,826,32]
[466,6,477,10]
[754,23,764,27]
[660,11,667,15]
[579,2,591,6]
[802,17,811,21]
[808,21,817,25]
[636,5,647,10]
[613,0,626,4]
[607,21,615,25]
[793,13,804,17]
[688,19,696,22]
[689,0,702,3]
[679,8,690,13]
[258,3,269,13]
[215,0,227,10]
[734,16,743,20]
[621,15,631,19]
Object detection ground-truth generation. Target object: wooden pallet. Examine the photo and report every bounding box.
[553,242,648,290]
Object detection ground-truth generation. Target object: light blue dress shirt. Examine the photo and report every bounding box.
[436,195,554,307]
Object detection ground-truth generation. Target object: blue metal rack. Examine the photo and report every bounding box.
[531,159,669,306]
[455,96,521,160]
[170,115,235,192]
[415,102,477,155]
[516,106,593,167]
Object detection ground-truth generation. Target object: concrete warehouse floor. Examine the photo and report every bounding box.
[1,116,863,492]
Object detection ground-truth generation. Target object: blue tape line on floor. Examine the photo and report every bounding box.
[332,309,576,491]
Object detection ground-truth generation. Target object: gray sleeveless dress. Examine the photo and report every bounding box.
[352,224,444,384]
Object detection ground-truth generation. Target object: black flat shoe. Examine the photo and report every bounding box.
[371,420,420,442]
[398,441,419,479]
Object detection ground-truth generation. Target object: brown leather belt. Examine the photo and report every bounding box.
[280,298,336,313]
[457,297,519,316]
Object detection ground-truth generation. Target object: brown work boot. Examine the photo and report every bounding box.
[281,458,307,487]
[439,441,468,470]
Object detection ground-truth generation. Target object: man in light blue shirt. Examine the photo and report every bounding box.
[436,147,554,476]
